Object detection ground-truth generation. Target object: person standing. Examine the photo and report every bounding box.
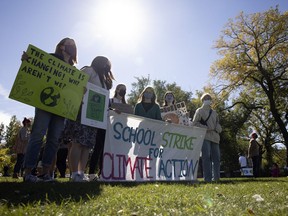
[163,91,176,107]
[192,93,222,182]
[66,56,114,182]
[12,118,31,179]
[23,38,78,182]
[238,153,247,169]
[238,153,247,176]
[88,84,127,181]
[134,86,162,121]
[248,132,260,177]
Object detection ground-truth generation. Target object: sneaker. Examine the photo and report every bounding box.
[24,174,42,183]
[71,174,89,182]
[38,173,55,182]
[88,174,99,182]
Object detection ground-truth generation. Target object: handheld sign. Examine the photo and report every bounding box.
[81,82,109,129]
[9,44,89,121]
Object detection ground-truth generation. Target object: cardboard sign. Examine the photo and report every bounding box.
[9,44,89,120]
[110,103,134,114]
[81,82,109,129]
[161,102,191,126]
[101,111,206,182]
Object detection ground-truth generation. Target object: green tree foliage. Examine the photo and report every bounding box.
[4,115,21,150]
[211,7,288,166]
[0,123,4,143]
[0,148,14,172]
[127,76,151,106]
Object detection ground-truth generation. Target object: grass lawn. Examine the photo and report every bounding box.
[0,177,287,215]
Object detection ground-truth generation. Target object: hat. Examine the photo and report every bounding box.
[201,93,212,102]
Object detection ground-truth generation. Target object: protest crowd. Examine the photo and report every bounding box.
[7,37,272,183]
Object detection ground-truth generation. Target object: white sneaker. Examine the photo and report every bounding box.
[71,174,88,182]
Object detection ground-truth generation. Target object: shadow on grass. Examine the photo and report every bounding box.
[0,177,286,207]
[0,180,102,207]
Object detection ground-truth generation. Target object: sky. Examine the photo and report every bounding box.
[0,0,287,127]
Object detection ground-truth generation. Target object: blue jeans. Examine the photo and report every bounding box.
[201,139,220,182]
[24,108,64,169]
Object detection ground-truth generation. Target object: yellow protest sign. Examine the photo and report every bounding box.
[9,44,89,121]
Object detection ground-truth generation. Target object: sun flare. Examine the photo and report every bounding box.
[95,0,147,50]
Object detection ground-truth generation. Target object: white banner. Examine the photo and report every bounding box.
[101,111,206,182]
[81,82,109,129]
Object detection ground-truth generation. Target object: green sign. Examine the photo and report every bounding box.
[9,44,89,121]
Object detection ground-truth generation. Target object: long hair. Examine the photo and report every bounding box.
[163,91,175,106]
[91,56,115,90]
[55,37,77,65]
[137,86,157,104]
[113,84,127,104]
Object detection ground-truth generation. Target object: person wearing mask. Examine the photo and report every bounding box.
[110,84,127,104]
[23,38,77,182]
[88,83,127,181]
[134,86,162,121]
[12,118,31,179]
[66,56,115,182]
[192,93,222,182]
[163,91,176,107]
[248,132,260,177]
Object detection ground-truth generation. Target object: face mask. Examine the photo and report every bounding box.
[203,100,212,106]
[118,89,126,97]
[64,45,76,57]
[165,95,174,102]
[144,92,153,99]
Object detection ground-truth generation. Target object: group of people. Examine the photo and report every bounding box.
[12,37,224,183]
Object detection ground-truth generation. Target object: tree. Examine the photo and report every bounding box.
[211,7,288,166]
[127,76,151,106]
[0,123,4,143]
[4,115,21,150]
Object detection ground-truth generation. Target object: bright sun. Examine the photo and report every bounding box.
[94,0,147,50]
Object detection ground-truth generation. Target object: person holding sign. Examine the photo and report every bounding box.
[66,56,115,182]
[110,84,127,104]
[192,93,222,182]
[134,86,162,121]
[23,38,78,182]
[163,91,176,107]
[88,83,129,181]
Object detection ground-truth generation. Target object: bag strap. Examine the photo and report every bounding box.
[204,109,212,124]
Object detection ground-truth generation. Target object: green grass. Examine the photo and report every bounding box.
[0,177,287,215]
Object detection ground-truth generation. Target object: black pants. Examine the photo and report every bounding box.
[89,129,106,175]
[252,156,260,177]
[56,148,68,177]
[13,153,25,174]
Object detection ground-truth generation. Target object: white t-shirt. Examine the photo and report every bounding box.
[110,97,122,104]
[239,156,247,168]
